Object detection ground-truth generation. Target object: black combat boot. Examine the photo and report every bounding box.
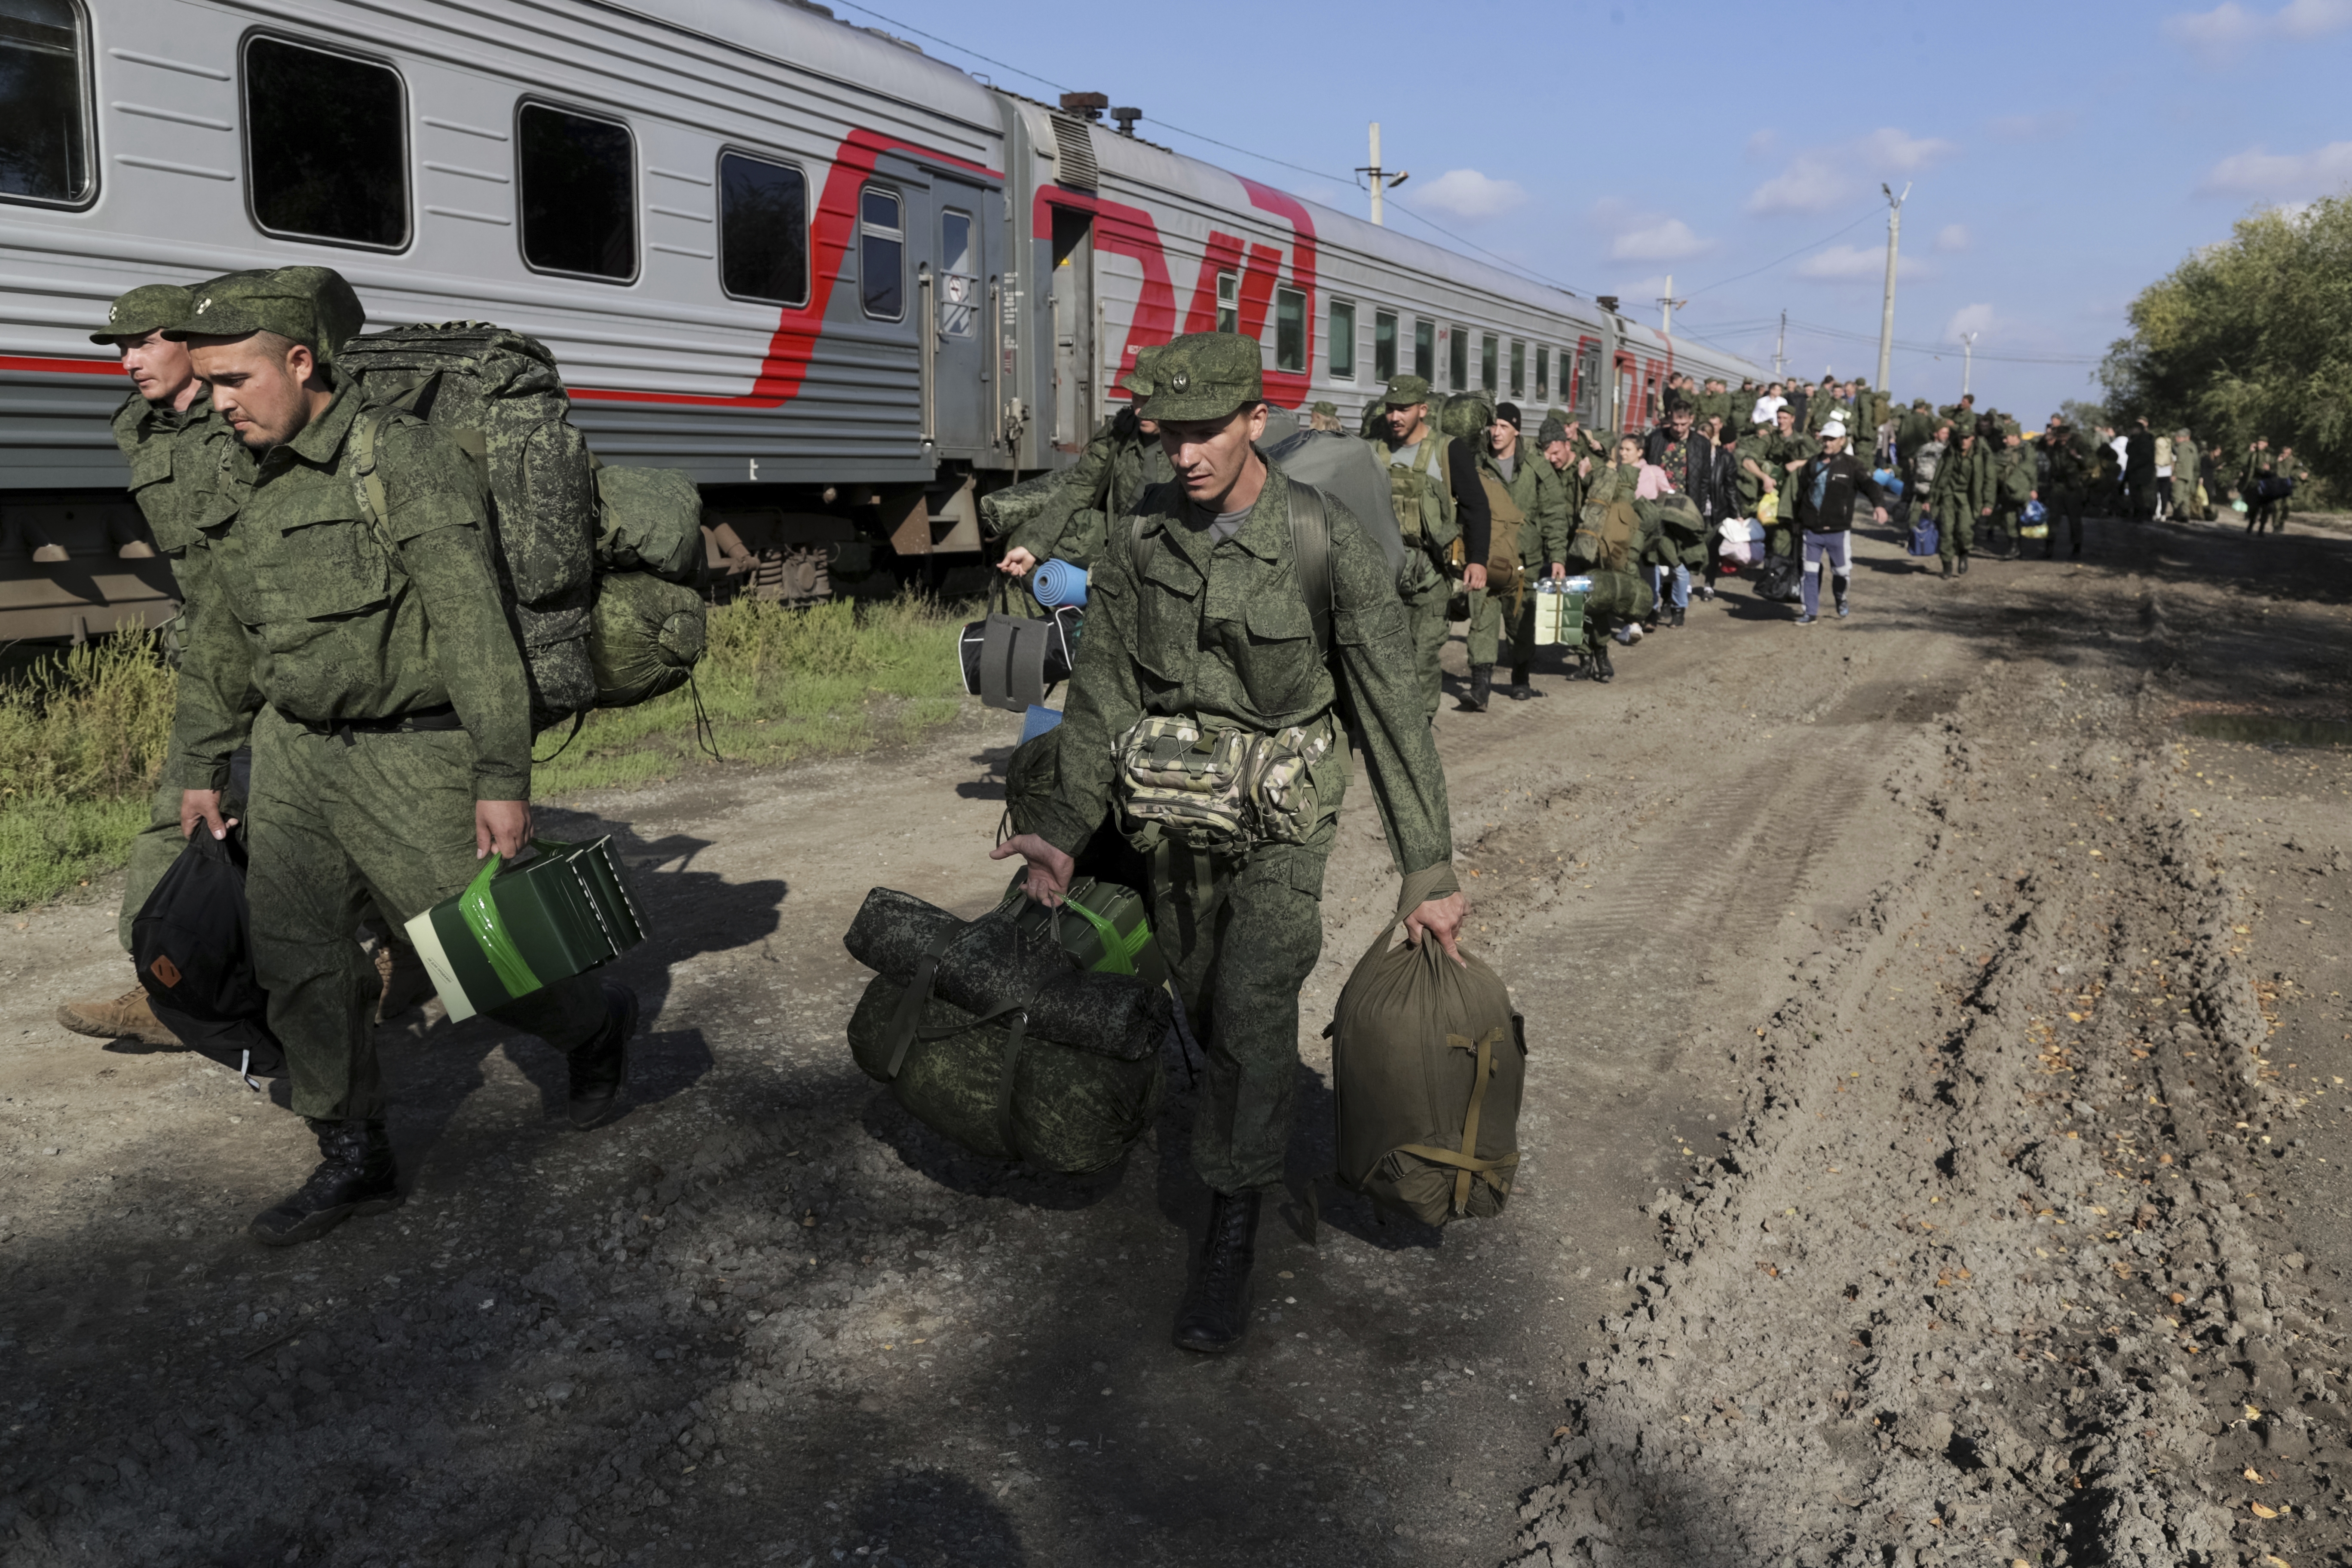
[250,1118,401,1246]
[1590,641,1615,683]
[1940,560,1954,579]
[1957,553,1970,576]
[1507,664,1542,701]
[567,981,640,1130]
[1670,605,1686,629]
[1173,1190,1262,1354]
[1459,665,1492,712]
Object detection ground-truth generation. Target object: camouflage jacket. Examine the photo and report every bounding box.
[1026,455,1457,891]
[1928,438,1993,514]
[2042,432,2094,490]
[1996,446,2037,506]
[112,389,231,569]
[1479,447,1570,571]
[172,384,534,801]
[991,408,1168,567]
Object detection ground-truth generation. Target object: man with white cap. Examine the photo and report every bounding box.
[1787,419,1890,625]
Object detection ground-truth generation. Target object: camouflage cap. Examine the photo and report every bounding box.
[1129,331,1262,422]
[90,284,196,343]
[165,265,366,366]
[1382,374,1433,408]
[1310,400,1338,417]
[1115,342,1165,400]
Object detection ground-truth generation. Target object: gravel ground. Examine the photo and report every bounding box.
[2,505,2349,1568]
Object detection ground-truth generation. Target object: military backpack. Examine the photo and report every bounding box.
[339,324,707,732]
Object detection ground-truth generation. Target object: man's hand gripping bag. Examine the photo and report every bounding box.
[1329,871,1525,1225]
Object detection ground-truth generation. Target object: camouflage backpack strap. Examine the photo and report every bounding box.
[349,405,401,548]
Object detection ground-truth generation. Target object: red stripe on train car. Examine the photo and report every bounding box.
[1034,185,1178,393]
[1236,179,1316,410]
[0,355,122,376]
[575,127,1001,408]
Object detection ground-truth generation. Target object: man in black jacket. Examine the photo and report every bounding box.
[1642,403,1716,625]
[1792,420,1890,624]
[2123,418,2157,521]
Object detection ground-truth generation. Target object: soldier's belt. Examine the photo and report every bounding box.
[285,703,466,747]
[1114,714,1332,853]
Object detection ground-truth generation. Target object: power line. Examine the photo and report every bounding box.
[828,0,1600,297]
[1783,316,2101,366]
[1679,207,1881,301]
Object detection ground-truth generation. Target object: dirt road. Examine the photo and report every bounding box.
[4,508,2350,1568]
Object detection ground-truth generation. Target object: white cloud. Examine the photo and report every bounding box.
[1933,224,1970,253]
[1603,214,1715,262]
[1945,303,1998,342]
[1795,244,1924,283]
[1412,168,1527,222]
[1746,128,1958,215]
[2166,0,2352,53]
[2195,140,2352,196]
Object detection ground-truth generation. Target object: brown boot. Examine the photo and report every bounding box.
[57,986,182,1047]
[374,937,439,1023]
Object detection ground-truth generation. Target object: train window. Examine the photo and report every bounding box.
[519,103,636,282]
[245,38,407,249]
[1479,334,1498,394]
[1509,340,1525,399]
[858,186,903,320]
[1326,299,1354,380]
[1534,345,1549,401]
[1216,271,1238,334]
[0,0,92,208]
[1274,287,1305,374]
[939,209,976,337]
[719,151,809,306]
[1448,327,1467,392]
[1412,319,1433,381]
[1374,310,1397,382]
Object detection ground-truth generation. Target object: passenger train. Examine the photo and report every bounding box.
[0,0,1760,639]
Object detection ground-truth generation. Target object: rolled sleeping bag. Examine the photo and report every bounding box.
[1032,557,1089,608]
[843,887,1169,1060]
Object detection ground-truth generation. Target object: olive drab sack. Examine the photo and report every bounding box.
[588,571,707,707]
[340,323,707,727]
[1327,868,1525,1226]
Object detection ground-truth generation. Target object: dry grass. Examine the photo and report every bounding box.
[0,594,973,910]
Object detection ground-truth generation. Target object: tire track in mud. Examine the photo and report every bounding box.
[1507,661,2351,1568]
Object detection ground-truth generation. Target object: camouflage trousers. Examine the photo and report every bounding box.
[1936,508,1976,564]
[247,708,609,1122]
[1397,554,1449,723]
[1463,570,1530,671]
[1149,835,1331,1195]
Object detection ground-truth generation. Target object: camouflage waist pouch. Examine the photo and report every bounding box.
[1115,715,1333,851]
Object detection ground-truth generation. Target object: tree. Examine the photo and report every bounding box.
[2101,196,2352,501]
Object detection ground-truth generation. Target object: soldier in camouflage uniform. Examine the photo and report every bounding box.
[2039,415,2090,559]
[992,332,1466,1354]
[989,355,1171,585]
[1467,401,1570,701]
[1988,425,2037,559]
[55,285,233,1050]
[1764,406,1820,562]
[168,268,639,1247]
[1371,374,1490,722]
[1929,427,1992,576]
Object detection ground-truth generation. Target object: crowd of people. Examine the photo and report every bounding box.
[996,363,2312,716]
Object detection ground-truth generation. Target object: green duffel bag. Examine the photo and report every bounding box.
[593,464,704,581]
[588,570,706,707]
[847,975,1162,1172]
[1329,867,1526,1226]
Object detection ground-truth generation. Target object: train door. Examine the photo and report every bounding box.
[1049,207,1094,453]
[925,175,994,459]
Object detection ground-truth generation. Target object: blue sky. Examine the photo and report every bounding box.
[832,0,2351,421]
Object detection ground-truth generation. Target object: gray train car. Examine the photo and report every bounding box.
[0,0,1757,640]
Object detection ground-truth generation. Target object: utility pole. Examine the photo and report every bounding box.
[1657,274,1687,335]
[1960,331,1978,397]
[1876,182,1908,392]
[1773,310,1786,379]
[1355,123,1409,227]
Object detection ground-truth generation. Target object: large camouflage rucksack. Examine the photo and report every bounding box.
[339,324,705,730]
